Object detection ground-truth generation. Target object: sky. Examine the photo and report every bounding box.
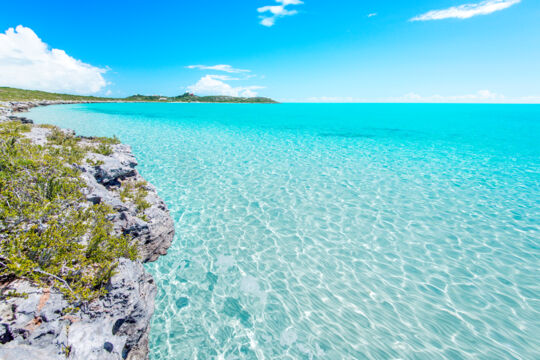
[0,0,539,103]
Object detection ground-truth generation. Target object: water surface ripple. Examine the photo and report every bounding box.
[28,104,540,359]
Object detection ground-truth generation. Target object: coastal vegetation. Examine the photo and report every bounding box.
[0,87,277,103]
[0,121,138,302]
[126,92,278,103]
[119,180,151,221]
[0,100,174,357]
[0,87,111,102]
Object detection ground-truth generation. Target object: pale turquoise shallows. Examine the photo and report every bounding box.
[27,104,540,359]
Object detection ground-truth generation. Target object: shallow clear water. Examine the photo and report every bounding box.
[28,103,540,359]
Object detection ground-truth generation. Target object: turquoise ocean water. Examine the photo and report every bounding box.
[27,104,539,359]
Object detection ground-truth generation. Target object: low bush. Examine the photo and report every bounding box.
[0,121,137,302]
[119,180,151,218]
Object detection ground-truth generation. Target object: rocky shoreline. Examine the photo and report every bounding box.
[0,100,104,122]
[0,101,175,359]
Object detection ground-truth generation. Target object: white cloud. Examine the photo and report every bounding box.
[258,0,303,27]
[187,75,264,98]
[186,64,250,73]
[186,64,264,97]
[368,13,377,18]
[0,25,107,94]
[411,0,521,21]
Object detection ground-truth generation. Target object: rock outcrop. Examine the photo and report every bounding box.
[0,102,175,359]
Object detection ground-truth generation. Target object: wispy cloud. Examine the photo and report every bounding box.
[411,0,520,21]
[302,90,540,104]
[187,75,264,98]
[258,0,303,27]
[0,25,107,94]
[186,64,250,73]
[387,90,540,103]
[203,74,241,81]
[367,13,377,18]
[388,90,505,102]
[305,96,368,103]
[307,91,504,103]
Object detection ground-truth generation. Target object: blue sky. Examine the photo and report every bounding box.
[0,0,539,102]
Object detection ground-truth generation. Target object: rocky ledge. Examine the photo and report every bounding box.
[0,103,175,359]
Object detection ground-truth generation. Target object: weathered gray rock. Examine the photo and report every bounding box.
[80,172,128,210]
[91,155,134,184]
[7,116,33,124]
[77,143,173,262]
[0,106,12,123]
[80,145,137,185]
[66,259,156,360]
[24,126,52,146]
[0,344,60,360]
[0,282,69,358]
[137,184,175,262]
[0,260,157,360]
[0,102,175,360]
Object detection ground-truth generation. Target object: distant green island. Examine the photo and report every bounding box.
[0,87,278,103]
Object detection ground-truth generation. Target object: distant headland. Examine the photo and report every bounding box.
[0,87,278,103]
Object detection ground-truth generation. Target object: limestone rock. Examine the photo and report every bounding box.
[0,102,175,359]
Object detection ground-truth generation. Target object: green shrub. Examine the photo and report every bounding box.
[0,121,138,303]
[38,124,57,129]
[94,143,113,156]
[47,128,80,146]
[119,180,151,216]
[45,127,87,164]
[86,158,105,167]
[92,135,121,145]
